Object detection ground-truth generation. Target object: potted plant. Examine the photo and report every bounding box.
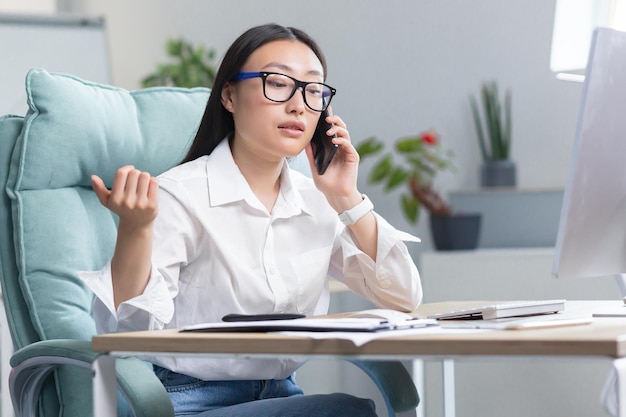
[141,38,217,88]
[469,80,516,187]
[356,130,481,250]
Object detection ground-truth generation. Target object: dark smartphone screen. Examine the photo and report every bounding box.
[222,313,305,322]
[312,109,338,175]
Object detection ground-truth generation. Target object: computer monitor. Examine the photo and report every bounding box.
[552,27,626,297]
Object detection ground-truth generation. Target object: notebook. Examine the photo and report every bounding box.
[438,314,592,330]
[427,299,566,321]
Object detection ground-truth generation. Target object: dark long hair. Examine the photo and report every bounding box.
[181,23,328,164]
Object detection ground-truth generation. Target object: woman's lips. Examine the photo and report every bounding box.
[278,121,305,137]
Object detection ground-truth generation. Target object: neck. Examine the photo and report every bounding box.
[230,139,283,212]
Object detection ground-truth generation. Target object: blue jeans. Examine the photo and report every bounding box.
[153,365,377,417]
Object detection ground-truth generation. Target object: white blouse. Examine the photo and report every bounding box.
[80,139,422,381]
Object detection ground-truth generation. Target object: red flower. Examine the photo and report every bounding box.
[421,130,438,145]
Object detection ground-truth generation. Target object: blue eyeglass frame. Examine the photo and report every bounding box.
[232,71,336,112]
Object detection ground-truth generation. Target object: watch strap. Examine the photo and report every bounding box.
[338,194,374,225]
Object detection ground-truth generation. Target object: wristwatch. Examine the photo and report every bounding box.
[338,194,374,225]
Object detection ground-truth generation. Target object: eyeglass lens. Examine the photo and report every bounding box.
[263,73,333,111]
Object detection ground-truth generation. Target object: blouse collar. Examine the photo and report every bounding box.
[204,139,313,218]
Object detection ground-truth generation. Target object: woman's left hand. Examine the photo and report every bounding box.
[305,108,364,213]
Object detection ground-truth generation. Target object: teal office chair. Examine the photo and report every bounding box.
[0,68,419,417]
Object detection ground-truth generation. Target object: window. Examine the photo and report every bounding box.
[551,0,626,80]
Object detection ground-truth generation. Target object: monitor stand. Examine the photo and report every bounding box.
[588,275,626,317]
[615,274,626,302]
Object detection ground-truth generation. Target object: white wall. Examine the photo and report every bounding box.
[0,0,55,13]
[60,0,583,255]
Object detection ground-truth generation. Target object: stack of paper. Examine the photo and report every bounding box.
[181,317,437,333]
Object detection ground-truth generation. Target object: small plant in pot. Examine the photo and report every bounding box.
[356,130,481,251]
[469,80,516,187]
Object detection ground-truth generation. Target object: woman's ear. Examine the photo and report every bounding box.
[221,82,235,113]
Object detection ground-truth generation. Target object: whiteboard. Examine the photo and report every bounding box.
[0,13,111,116]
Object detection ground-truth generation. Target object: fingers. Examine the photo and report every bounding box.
[133,170,153,204]
[92,166,158,223]
[91,174,110,206]
[324,114,355,160]
[325,113,349,144]
[108,165,134,207]
[147,176,160,201]
[109,166,146,205]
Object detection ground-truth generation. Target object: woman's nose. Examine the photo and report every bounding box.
[286,88,306,113]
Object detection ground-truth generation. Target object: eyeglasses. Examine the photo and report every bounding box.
[233,71,336,112]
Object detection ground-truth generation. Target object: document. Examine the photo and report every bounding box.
[180,317,438,333]
[279,326,488,347]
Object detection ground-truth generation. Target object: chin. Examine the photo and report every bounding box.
[282,141,307,158]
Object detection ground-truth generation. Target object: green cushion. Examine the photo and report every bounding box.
[5,68,210,417]
[17,68,209,188]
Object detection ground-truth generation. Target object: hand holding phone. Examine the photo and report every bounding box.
[311,109,338,175]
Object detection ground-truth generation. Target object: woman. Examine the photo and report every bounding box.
[81,23,422,417]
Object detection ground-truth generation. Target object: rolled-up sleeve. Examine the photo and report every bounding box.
[78,260,175,333]
[332,212,423,312]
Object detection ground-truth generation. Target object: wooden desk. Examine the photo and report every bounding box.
[91,301,626,417]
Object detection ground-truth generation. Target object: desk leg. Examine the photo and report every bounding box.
[412,360,425,417]
[620,363,626,417]
[600,358,626,416]
[442,359,456,417]
[93,355,117,417]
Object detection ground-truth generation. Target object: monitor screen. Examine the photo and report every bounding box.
[553,27,626,281]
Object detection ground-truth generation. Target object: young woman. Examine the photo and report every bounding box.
[82,23,422,417]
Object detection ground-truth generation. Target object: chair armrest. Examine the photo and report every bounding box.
[10,342,417,417]
[349,360,419,416]
[10,339,173,417]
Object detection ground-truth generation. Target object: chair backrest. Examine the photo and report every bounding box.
[0,68,210,417]
[0,115,37,348]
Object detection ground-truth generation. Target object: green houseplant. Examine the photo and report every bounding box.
[356,130,454,224]
[469,80,516,187]
[141,38,217,88]
[357,131,481,250]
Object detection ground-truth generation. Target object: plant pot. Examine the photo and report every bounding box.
[480,160,516,188]
[429,213,482,251]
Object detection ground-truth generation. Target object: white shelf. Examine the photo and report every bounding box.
[419,247,617,303]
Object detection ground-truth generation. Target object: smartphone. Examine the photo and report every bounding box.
[311,109,338,175]
[222,313,305,322]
